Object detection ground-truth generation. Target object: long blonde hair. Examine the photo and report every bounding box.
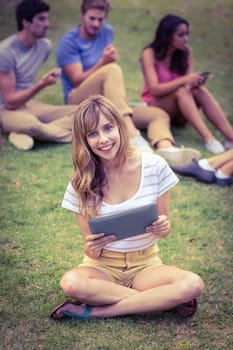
[72,95,131,218]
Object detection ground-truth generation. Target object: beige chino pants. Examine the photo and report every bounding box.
[0,100,77,143]
[68,63,174,146]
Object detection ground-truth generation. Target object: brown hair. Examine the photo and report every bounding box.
[80,0,110,15]
[71,95,131,218]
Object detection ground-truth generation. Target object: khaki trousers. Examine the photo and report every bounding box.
[68,63,132,117]
[0,100,77,143]
[68,63,174,146]
[132,105,174,146]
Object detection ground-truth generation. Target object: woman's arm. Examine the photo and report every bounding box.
[186,48,208,87]
[77,213,116,259]
[146,191,171,238]
[141,47,200,98]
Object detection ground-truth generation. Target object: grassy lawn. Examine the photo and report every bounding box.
[0,0,233,349]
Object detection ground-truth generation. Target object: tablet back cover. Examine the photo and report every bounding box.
[88,203,158,240]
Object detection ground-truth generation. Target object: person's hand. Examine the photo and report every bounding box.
[196,72,211,87]
[102,44,118,64]
[184,73,203,89]
[39,68,61,87]
[84,232,116,257]
[146,215,171,238]
[183,73,206,89]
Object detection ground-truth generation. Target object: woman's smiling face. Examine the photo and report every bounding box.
[86,113,120,163]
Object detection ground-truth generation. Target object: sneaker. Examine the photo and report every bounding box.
[204,139,224,154]
[171,159,215,183]
[130,132,153,153]
[214,176,232,187]
[214,169,232,186]
[8,132,34,151]
[155,146,201,167]
[224,140,233,150]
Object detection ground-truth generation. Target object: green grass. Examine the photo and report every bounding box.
[0,1,233,349]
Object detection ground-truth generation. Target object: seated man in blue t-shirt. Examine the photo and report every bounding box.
[56,0,200,164]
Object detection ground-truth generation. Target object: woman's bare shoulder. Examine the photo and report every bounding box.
[141,47,156,65]
[142,47,154,56]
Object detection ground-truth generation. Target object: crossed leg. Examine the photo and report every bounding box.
[52,264,204,319]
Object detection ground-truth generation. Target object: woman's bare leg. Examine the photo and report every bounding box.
[193,86,233,142]
[55,265,204,318]
[175,87,217,142]
[60,266,137,305]
[220,159,233,176]
[205,149,233,176]
[154,88,216,143]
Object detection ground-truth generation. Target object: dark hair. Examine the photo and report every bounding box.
[16,0,50,31]
[146,14,189,75]
[81,0,110,15]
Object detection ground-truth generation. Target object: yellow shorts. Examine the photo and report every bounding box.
[79,244,162,288]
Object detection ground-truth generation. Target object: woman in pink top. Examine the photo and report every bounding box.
[141,14,233,154]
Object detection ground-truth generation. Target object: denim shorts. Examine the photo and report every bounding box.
[79,244,162,288]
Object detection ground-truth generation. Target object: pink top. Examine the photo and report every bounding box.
[141,62,180,104]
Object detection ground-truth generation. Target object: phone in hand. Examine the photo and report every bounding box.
[200,71,211,78]
[51,68,61,77]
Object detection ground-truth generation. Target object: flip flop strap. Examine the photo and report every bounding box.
[82,304,92,319]
[64,304,92,319]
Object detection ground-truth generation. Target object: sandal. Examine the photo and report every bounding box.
[50,300,92,320]
[175,298,198,317]
[64,304,92,319]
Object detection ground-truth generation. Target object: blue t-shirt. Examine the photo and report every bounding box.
[56,23,114,103]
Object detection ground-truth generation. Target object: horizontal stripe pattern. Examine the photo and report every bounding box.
[62,152,178,252]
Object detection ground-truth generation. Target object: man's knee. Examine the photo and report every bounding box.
[145,106,170,122]
[101,62,123,77]
[1,112,38,134]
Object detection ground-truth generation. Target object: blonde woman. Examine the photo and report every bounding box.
[50,95,204,320]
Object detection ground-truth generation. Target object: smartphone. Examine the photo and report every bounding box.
[51,72,59,77]
[200,71,211,78]
[51,68,61,77]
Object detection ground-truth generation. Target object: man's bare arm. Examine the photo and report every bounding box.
[63,44,118,89]
[0,68,61,110]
